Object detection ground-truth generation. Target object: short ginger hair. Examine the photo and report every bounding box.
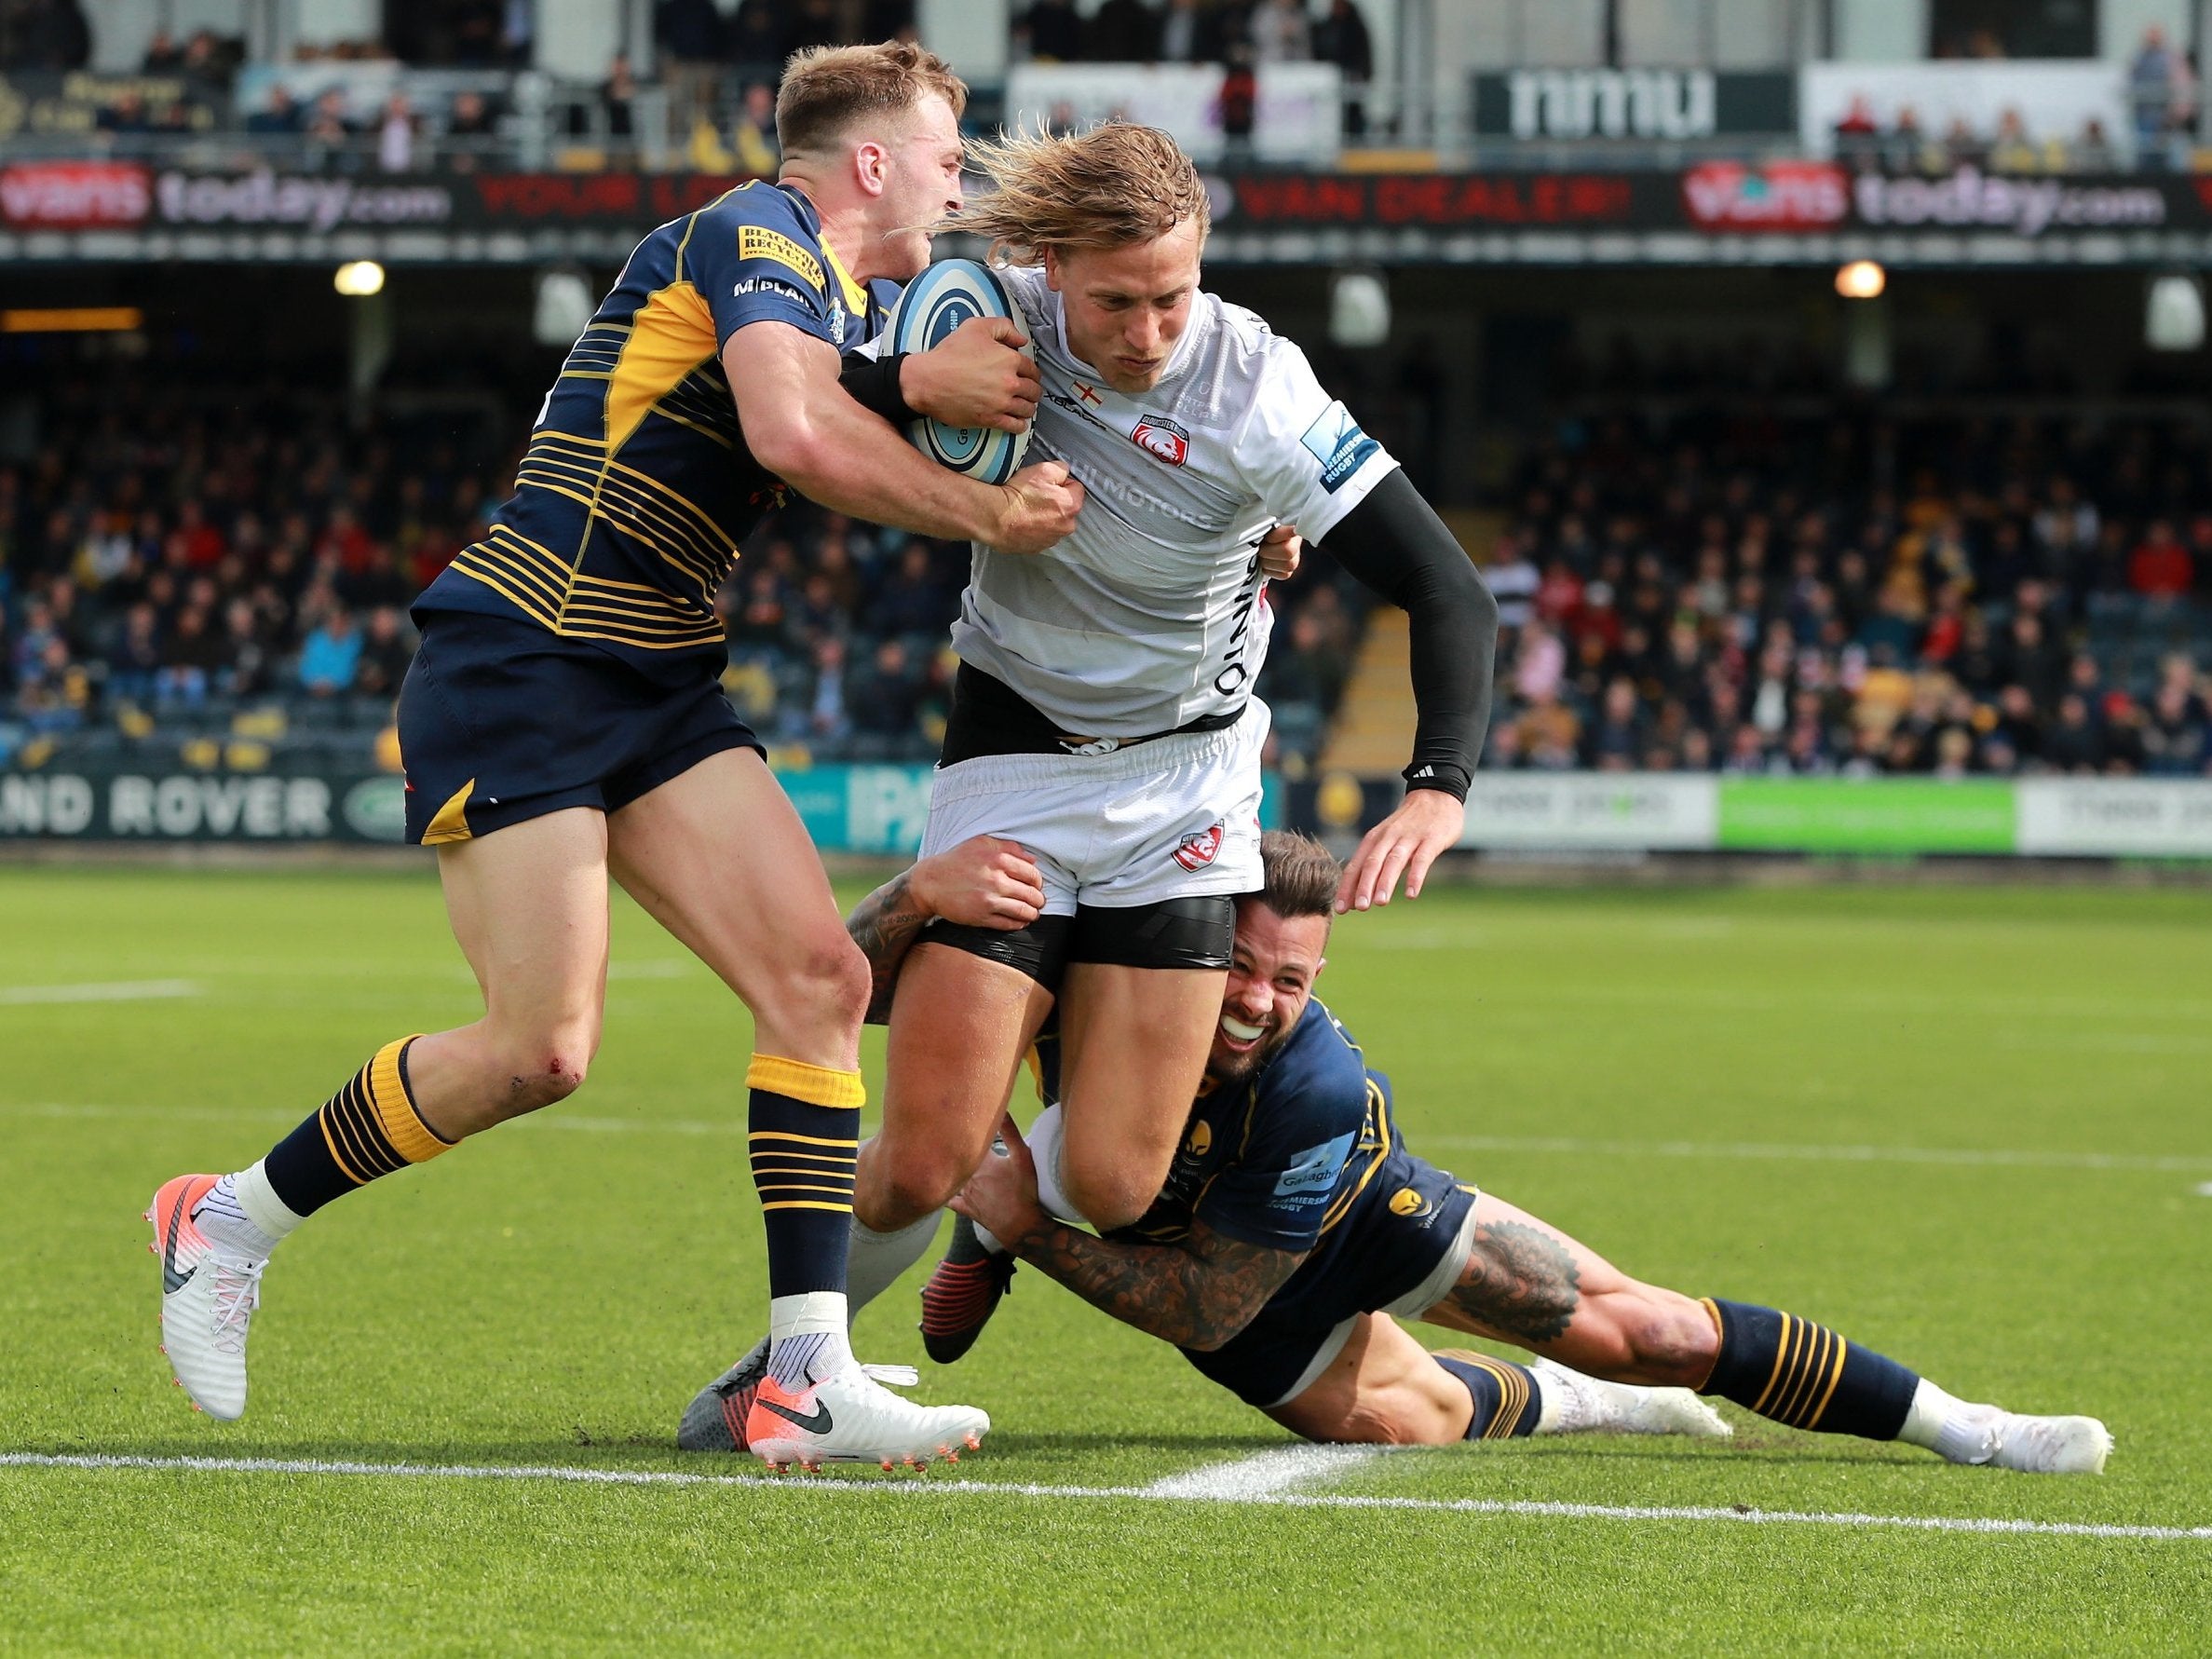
[776,40,969,158]
[952,122,1210,265]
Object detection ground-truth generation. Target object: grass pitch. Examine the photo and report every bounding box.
[3,863,2209,1654]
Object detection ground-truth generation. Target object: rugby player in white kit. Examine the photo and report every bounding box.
[682,126,1500,1443]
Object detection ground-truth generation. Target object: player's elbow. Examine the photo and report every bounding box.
[744,418,824,488]
[1428,557,1498,637]
[1465,567,1500,634]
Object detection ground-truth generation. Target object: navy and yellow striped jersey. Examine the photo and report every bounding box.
[414,181,887,685]
[1028,996,1466,1325]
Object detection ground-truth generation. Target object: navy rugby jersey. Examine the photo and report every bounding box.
[415,181,889,684]
[1027,996,1469,1324]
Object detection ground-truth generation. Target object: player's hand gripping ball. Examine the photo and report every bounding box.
[885,259,1036,484]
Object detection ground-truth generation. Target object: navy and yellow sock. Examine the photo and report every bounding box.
[1697,1298,1920,1440]
[1434,1351,1543,1441]
[746,1054,862,1300]
[262,1037,454,1217]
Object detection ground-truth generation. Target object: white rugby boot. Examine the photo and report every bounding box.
[1938,1403,2112,1475]
[1528,1356,1734,1439]
[745,1359,989,1473]
[145,1173,266,1421]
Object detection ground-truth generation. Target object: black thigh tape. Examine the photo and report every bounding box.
[919,913,1073,991]
[1067,894,1236,971]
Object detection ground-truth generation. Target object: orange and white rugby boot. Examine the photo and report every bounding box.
[744,1361,988,1473]
[145,1173,266,1421]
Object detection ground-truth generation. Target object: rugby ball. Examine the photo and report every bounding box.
[884,258,1033,485]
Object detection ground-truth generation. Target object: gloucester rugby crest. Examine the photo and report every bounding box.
[1173,823,1225,870]
[1132,414,1190,467]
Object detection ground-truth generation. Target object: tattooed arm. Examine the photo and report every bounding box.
[1005,1215,1306,1352]
[846,867,935,1025]
[951,1110,1304,1350]
[843,836,1049,1024]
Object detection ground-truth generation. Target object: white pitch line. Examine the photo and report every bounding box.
[1143,1444,1390,1499]
[2,1452,2204,1543]
[0,979,200,1006]
[1420,1135,2212,1175]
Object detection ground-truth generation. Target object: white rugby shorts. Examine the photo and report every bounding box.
[918,699,1270,913]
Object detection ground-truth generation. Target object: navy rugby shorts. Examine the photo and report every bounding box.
[397,613,761,846]
[1180,1162,1478,1410]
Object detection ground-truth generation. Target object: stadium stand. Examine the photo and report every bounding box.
[1472,343,2212,778]
[8,335,2205,782]
[0,350,1367,775]
[4,0,2209,791]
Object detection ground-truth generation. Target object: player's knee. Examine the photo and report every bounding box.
[1291,1397,1445,1447]
[484,1017,597,1118]
[1057,1160,1156,1232]
[756,934,871,1046]
[872,1142,969,1223]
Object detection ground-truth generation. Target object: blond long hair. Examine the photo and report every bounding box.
[951,123,1209,265]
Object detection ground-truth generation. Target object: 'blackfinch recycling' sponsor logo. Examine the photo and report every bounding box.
[154,170,454,232]
[1852,168,2165,235]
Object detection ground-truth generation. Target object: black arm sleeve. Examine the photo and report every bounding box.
[839,349,916,425]
[1312,468,1500,800]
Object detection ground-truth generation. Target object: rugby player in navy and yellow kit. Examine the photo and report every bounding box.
[145,42,1083,1472]
[686,832,2110,1472]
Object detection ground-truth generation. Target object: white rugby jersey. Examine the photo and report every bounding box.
[945,265,1399,737]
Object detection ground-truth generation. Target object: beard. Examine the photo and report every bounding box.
[1203,1018,1294,1085]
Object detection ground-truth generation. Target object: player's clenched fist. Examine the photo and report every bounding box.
[950,1113,1047,1244]
[993,459,1084,553]
[1258,522,1302,581]
[903,316,1041,435]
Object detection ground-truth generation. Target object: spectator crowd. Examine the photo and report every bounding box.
[1479,371,2212,780]
[7,340,2206,787]
[1829,96,2130,177]
[0,359,1363,775]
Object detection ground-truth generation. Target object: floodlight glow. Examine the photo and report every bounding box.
[333,261,387,297]
[2146,275,2205,351]
[1835,261,1886,300]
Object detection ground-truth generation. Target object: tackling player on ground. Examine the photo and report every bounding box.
[778,124,1503,1376]
[688,832,2110,1473]
[144,42,1078,1470]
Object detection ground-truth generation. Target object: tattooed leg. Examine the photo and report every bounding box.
[1441,1217,1582,1343]
[1418,1195,1719,1389]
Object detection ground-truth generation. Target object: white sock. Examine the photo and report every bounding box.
[192,1161,302,1258]
[844,1212,942,1313]
[1897,1378,1997,1462]
[767,1291,853,1389]
[972,1221,1007,1256]
[1025,1105,1094,1229]
[1531,1365,1570,1435]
